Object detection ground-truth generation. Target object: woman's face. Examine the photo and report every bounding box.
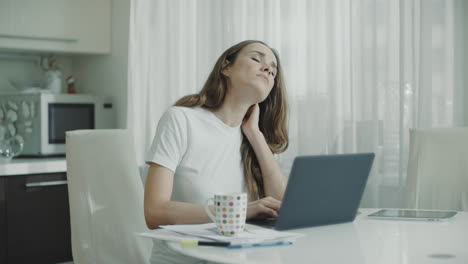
[223,43,278,104]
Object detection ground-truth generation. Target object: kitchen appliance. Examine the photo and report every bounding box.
[0,93,115,156]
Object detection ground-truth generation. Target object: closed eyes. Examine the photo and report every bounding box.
[251,57,276,77]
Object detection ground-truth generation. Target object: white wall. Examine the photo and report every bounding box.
[72,0,130,129]
[0,54,73,93]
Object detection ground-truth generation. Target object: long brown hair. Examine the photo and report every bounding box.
[175,40,288,200]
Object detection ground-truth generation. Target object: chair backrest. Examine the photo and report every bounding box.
[66,129,152,264]
[402,128,468,211]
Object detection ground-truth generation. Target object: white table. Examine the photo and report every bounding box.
[167,208,468,264]
[0,157,66,176]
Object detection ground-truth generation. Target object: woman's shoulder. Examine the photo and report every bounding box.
[164,105,198,117]
[162,106,219,128]
[160,106,200,123]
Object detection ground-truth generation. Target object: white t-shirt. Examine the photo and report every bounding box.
[146,106,245,205]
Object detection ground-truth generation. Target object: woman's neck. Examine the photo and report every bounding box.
[210,95,251,127]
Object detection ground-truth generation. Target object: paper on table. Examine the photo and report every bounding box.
[159,223,303,244]
[138,228,215,243]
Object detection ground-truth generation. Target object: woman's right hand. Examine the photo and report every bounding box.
[246,196,281,220]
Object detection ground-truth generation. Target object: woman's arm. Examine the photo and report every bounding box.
[144,163,212,229]
[144,162,282,229]
[242,104,288,200]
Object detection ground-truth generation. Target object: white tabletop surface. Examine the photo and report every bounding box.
[0,157,66,176]
[167,208,468,264]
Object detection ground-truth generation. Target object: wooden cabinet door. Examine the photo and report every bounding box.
[0,178,6,264]
[6,173,72,264]
[0,0,110,54]
[67,0,111,54]
[0,0,78,41]
[0,1,15,37]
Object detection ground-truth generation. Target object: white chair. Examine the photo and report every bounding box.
[66,129,152,264]
[402,128,468,211]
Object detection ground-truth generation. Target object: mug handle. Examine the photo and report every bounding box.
[204,197,216,223]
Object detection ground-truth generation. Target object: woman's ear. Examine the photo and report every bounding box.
[221,59,230,76]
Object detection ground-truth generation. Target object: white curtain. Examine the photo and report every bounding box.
[128,0,465,207]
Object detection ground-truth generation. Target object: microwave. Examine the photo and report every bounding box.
[0,93,115,156]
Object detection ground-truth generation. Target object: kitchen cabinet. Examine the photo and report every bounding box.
[1,173,72,264]
[0,178,6,264]
[0,0,110,54]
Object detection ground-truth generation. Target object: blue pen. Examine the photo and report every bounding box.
[227,240,293,249]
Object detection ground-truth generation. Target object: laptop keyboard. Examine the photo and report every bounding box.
[247,218,277,229]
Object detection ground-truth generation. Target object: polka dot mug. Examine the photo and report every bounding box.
[204,192,247,236]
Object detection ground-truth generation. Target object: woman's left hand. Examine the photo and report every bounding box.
[242,104,261,138]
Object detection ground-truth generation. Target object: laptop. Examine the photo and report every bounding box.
[248,153,375,230]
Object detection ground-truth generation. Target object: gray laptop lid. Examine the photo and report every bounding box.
[273,153,375,230]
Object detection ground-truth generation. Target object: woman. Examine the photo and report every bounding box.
[144,40,289,263]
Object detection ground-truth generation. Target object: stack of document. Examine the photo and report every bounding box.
[138,223,303,249]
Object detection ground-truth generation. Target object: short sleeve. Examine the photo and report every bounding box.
[145,107,188,172]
